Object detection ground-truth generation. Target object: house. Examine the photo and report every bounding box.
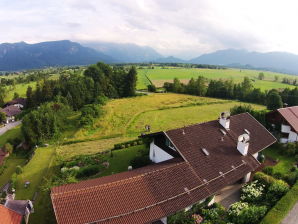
[0,105,22,123]
[51,112,276,224]
[0,204,23,224]
[266,106,298,143]
[0,148,9,165]
[4,199,34,224]
[4,98,27,109]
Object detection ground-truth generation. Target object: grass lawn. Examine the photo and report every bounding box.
[0,155,26,187]
[263,146,295,174]
[99,145,147,177]
[0,126,22,146]
[15,146,56,200]
[4,81,36,102]
[137,67,296,91]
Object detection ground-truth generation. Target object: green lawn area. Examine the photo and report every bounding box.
[99,145,147,177]
[0,155,26,187]
[15,146,56,200]
[137,67,296,91]
[0,126,22,146]
[263,146,295,174]
[4,81,36,102]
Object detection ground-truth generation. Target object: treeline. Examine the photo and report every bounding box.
[163,77,285,110]
[26,62,137,110]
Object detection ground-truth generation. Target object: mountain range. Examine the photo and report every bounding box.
[1,40,298,74]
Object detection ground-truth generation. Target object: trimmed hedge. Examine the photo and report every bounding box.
[260,181,298,224]
[113,139,143,150]
[254,172,289,188]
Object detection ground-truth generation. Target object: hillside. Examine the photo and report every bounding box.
[190,49,298,74]
[0,40,115,71]
[82,41,163,63]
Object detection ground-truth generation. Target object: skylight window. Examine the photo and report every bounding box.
[201,148,209,156]
[220,129,227,135]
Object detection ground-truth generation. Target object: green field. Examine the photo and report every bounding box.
[4,81,36,102]
[137,67,296,90]
[0,126,22,146]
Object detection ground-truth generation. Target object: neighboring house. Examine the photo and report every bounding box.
[267,106,298,143]
[4,199,34,224]
[0,148,9,165]
[0,105,22,123]
[0,204,22,224]
[4,98,27,109]
[51,112,276,224]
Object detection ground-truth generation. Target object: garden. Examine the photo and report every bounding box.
[168,143,298,224]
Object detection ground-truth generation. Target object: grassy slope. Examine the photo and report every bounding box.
[0,126,22,146]
[15,146,56,200]
[4,82,36,102]
[137,68,296,91]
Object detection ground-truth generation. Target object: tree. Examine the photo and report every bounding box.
[3,143,13,154]
[147,84,156,92]
[125,66,137,96]
[16,166,23,174]
[267,90,283,110]
[26,86,34,108]
[0,112,6,123]
[275,75,279,82]
[258,72,265,80]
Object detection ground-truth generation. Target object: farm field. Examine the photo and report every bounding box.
[137,67,296,90]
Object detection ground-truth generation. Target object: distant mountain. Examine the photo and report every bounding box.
[0,40,115,71]
[153,56,186,63]
[82,42,163,63]
[189,49,298,74]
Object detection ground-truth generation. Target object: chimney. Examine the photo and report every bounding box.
[237,134,250,156]
[219,112,230,129]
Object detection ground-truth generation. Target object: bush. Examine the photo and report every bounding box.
[260,181,298,224]
[284,171,298,185]
[113,139,143,150]
[147,84,156,92]
[76,165,100,178]
[265,180,289,205]
[263,166,274,176]
[3,143,13,154]
[254,172,280,187]
[168,211,194,224]
[130,155,152,169]
[15,165,23,174]
[228,202,267,224]
[240,180,265,203]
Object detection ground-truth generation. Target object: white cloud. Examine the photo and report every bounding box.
[0,0,298,59]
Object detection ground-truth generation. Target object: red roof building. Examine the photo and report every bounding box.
[267,106,298,143]
[0,204,22,224]
[51,112,276,224]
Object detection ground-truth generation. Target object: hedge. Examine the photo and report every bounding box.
[254,172,289,188]
[260,181,298,224]
[113,139,144,150]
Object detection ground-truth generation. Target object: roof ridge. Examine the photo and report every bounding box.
[52,160,187,196]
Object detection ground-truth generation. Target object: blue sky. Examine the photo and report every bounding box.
[0,0,297,59]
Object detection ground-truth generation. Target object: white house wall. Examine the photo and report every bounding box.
[149,141,174,163]
[281,124,291,133]
[288,131,298,142]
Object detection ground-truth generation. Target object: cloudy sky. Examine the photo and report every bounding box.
[0,0,297,59]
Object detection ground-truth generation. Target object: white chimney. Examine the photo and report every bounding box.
[237,134,250,156]
[219,112,230,129]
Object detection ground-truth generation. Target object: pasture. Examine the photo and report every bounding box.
[137,67,296,90]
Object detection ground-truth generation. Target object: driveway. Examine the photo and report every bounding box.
[0,121,21,136]
[215,183,242,208]
[281,202,298,224]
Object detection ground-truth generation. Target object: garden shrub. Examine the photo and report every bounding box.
[240,180,265,203]
[113,139,144,150]
[201,203,225,223]
[76,165,100,178]
[265,180,289,205]
[260,181,298,224]
[168,211,194,224]
[228,202,267,224]
[284,171,298,185]
[130,154,151,169]
[272,172,283,179]
[254,172,284,187]
[262,166,274,176]
[15,165,23,174]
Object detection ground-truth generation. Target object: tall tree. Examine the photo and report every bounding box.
[125,66,137,96]
[267,90,283,110]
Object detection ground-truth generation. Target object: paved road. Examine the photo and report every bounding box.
[281,202,298,224]
[0,121,21,136]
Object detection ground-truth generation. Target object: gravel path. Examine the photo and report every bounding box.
[0,120,21,136]
[281,202,298,224]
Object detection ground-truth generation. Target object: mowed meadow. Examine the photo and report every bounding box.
[137,67,296,90]
[60,93,265,158]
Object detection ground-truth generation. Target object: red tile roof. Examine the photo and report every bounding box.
[0,205,22,224]
[51,113,276,224]
[277,106,298,132]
